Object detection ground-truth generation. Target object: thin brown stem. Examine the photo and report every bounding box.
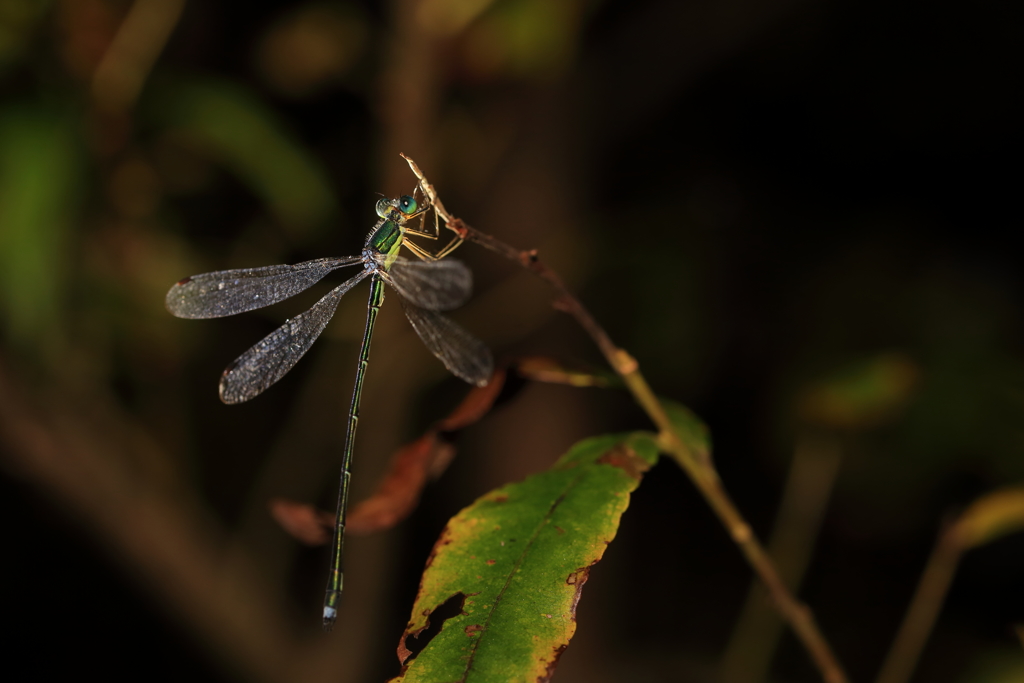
[401,154,850,683]
[721,434,844,683]
[875,533,962,683]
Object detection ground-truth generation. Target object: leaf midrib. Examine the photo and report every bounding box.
[457,470,586,682]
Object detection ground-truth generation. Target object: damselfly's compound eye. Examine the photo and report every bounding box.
[398,195,418,215]
[375,197,392,218]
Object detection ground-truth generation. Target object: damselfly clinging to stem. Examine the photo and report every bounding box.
[165,188,493,629]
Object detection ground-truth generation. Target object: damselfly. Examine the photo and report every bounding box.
[166,193,492,629]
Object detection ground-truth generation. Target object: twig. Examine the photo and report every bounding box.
[876,486,1024,683]
[874,533,961,683]
[401,154,850,683]
[721,434,843,682]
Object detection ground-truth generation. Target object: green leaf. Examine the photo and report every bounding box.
[392,432,659,683]
[149,78,336,235]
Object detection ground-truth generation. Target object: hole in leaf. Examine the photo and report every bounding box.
[402,592,466,663]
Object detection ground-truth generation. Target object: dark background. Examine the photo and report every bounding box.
[1,0,1021,681]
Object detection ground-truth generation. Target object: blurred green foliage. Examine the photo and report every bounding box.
[464,0,586,80]
[796,353,918,432]
[0,105,80,356]
[147,78,338,237]
[957,651,1024,683]
[0,0,49,73]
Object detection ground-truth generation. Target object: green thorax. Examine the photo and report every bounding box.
[366,218,404,270]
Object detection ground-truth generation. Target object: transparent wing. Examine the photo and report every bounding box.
[398,296,493,387]
[386,257,473,311]
[219,271,368,404]
[166,256,363,319]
